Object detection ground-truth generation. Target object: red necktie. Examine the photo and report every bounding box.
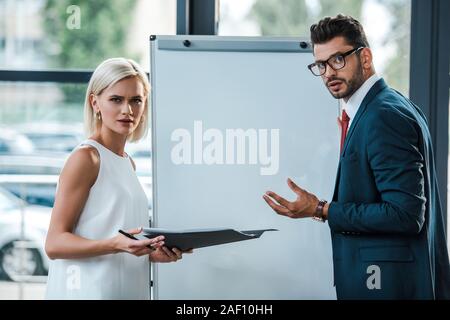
[339,110,350,154]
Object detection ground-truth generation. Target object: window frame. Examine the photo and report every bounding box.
[410,0,450,231]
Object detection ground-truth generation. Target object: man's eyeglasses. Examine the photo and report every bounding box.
[307,47,365,76]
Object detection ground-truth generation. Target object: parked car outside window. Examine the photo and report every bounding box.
[0,187,51,281]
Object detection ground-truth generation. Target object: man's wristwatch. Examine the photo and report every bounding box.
[312,199,328,222]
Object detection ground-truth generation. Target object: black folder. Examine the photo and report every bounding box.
[139,228,278,251]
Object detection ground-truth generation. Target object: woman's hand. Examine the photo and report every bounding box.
[149,246,193,263]
[112,227,165,257]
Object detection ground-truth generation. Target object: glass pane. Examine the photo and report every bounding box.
[0,81,152,298]
[0,0,172,298]
[219,0,411,97]
[0,82,83,298]
[0,0,176,71]
[0,81,78,298]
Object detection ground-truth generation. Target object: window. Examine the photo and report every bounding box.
[0,0,176,71]
[219,0,411,97]
[0,0,175,299]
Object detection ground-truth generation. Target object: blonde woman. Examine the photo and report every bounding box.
[45,58,186,299]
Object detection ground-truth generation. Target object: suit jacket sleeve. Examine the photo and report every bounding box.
[327,105,427,234]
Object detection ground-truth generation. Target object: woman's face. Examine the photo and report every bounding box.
[91,76,146,138]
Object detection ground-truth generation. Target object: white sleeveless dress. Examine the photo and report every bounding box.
[45,139,150,300]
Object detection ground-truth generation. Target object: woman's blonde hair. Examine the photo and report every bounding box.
[83,57,150,142]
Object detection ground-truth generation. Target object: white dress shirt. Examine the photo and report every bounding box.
[342,73,380,129]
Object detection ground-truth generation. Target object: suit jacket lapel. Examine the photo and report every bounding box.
[332,78,388,201]
[341,78,388,156]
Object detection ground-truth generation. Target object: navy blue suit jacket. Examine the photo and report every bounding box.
[328,78,450,299]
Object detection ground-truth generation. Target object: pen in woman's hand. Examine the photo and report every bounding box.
[118,229,156,251]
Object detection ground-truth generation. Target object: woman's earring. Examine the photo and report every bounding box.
[96,112,101,121]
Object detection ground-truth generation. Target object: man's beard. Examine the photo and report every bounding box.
[327,62,365,100]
